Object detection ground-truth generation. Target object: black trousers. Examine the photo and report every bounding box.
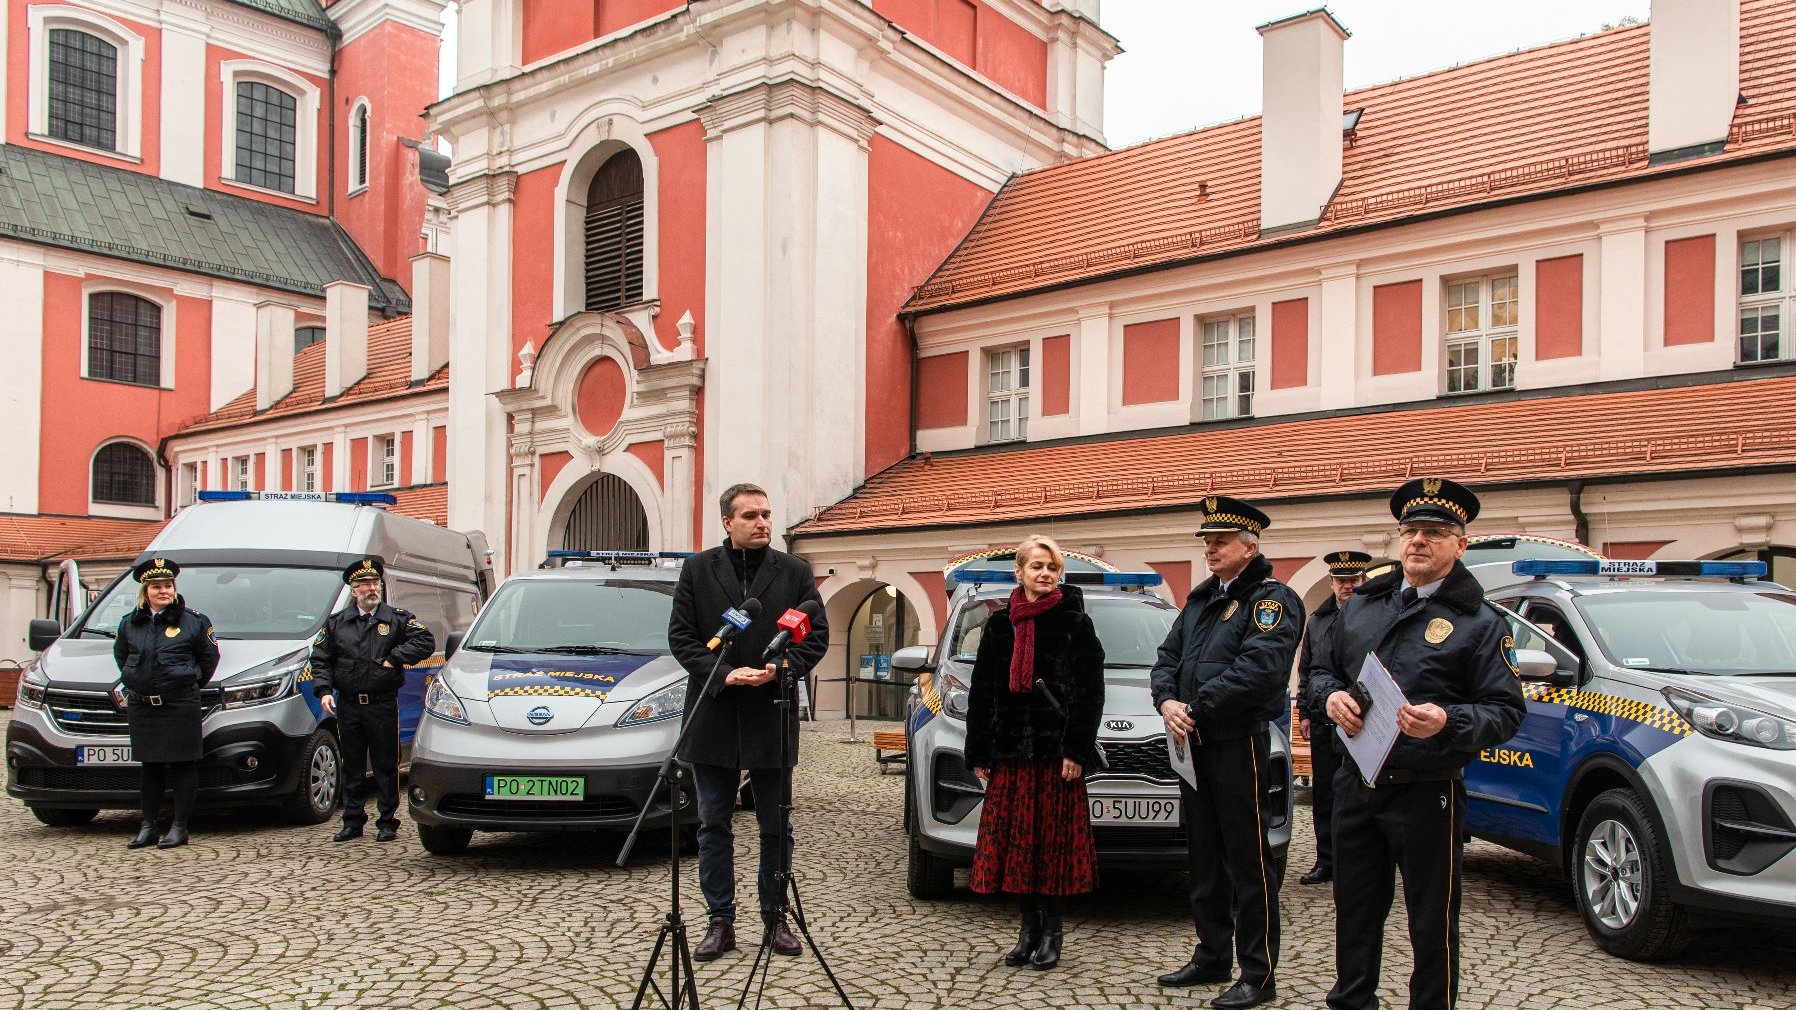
[140,761,198,825]
[338,695,400,830]
[1178,730,1280,986]
[1327,770,1466,1010]
[1309,723,1342,869]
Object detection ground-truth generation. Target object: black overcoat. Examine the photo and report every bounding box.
[308,602,435,698]
[962,584,1106,771]
[1308,562,1527,776]
[669,542,829,769]
[1149,552,1306,736]
[113,596,221,763]
[1295,594,1342,725]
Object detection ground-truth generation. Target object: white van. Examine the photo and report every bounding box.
[7,492,491,827]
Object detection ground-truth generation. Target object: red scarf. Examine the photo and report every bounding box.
[1006,585,1063,693]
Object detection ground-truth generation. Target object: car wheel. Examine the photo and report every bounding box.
[282,728,342,825]
[30,806,98,827]
[418,824,473,855]
[1572,788,1691,961]
[905,779,954,899]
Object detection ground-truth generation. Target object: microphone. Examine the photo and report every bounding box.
[706,598,762,650]
[1033,678,1064,714]
[759,600,821,664]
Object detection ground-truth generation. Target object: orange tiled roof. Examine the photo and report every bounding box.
[388,484,448,527]
[0,514,166,563]
[794,374,1796,536]
[177,316,446,435]
[908,0,1796,312]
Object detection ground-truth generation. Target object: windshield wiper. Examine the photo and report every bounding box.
[534,644,653,656]
[1628,666,1713,676]
[464,644,536,654]
[80,628,115,639]
[1105,662,1154,669]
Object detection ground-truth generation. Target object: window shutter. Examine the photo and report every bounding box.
[583,151,645,312]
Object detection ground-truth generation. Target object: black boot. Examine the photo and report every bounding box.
[1031,898,1064,970]
[127,822,159,849]
[157,823,189,849]
[1003,897,1042,967]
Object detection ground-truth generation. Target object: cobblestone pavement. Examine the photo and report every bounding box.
[4,714,1794,1009]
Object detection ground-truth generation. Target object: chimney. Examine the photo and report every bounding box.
[254,302,296,411]
[1257,9,1350,232]
[410,253,451,383]
[324,281,371,399]
[1648,0,1740,161]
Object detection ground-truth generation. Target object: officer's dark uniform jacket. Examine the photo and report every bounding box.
[1149,553,1305,737]
[309,603,435,698]
[1296,594,1342,727]
[114,596,221,697]
[963,584,1106,771]
[1308,562,1526,776]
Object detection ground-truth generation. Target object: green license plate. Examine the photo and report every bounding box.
[483,775,585,801]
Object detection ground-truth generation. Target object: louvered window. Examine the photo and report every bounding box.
[583,151,645,312]
[47,29,117,151]
[87,292,161,386]
[93,443,156,506]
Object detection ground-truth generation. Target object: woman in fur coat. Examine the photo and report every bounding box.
[964,535,1105,970]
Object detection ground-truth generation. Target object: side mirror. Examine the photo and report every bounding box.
[28,618,62,652]
[444,631,464,661]
[1513,647,1574,684]
[891,645,933,673]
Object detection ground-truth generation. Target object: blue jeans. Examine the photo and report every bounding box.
[691,762,794,927]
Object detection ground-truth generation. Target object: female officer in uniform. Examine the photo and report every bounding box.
[964,535,1105,971]
[113,558,221,850]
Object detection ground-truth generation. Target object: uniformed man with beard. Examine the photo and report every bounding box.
[1294,550,1371,886]
[309,557,434,843]
[1309,478,1526,1010]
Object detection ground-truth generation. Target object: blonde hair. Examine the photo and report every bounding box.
[134,578,174,610]
[1014,535,1067,575]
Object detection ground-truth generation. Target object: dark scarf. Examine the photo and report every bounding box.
[1006,585,1063,693]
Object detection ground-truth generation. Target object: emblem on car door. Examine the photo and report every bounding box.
[1105,719,1134,732]
[527,705,554,726]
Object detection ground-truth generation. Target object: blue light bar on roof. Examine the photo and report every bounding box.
[949,570,1165,588]
[197,490,398,506]
[1512,559,1767,579]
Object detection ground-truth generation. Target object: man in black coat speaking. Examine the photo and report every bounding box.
[668,482,829,962]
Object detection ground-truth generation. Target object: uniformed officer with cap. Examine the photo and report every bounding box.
[1294,550,1371,886]
[309,556,434,842]
[1150,496,1305,1010]
[1308,478,1526,1010]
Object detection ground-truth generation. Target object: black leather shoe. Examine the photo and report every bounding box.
[768,918,801,956]
[693,917,735,961]
[332,825,364,843]
[1211,980,1277,1009]
[1004,910,1043,967]
[1158,959,1231,987]
[127,822,159,849]
[1299,862,1333,885]
[1030,915,1063,970]
[156,823,189,849]
[375,826,398,843]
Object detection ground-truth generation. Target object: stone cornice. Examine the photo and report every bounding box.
[696,78,878,145]
[443,171,518,213]
[329,0,448,46]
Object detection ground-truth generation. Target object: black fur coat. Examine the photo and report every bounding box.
[963,584,1106,770]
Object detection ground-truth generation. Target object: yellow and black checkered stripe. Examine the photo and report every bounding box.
[1523,684,1691,738]
[918,671,943,717]
[1400,495,1471,523]
[488,684,612,700]
[1200,512,1265,534]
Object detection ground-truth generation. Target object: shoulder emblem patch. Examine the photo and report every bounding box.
[314,629,327,647]
[206,626,216,643]
[1425,618,1454,645]
[1253,599,1283,632]
[1501,634,1520,675]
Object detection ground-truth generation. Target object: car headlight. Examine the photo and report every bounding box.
[16,662,47,710]
[617,682,687,727]
[220,650,305,709]
[424,675,469,725]
[1664,686,1796,750]
[938,670,970,720]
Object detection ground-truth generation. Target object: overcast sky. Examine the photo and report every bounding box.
[436,1,1656,150]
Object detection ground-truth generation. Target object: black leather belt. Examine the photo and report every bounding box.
[344,691,397,705]
[1371,767,1461,787]
[125,688,189,706]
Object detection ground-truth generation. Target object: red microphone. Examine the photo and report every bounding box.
[759,600,820,663]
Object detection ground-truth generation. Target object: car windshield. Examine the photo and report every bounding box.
[1574,589,1796,676]
[79,566,345,640]
[948,594,1177,666]
[464,579,675,653]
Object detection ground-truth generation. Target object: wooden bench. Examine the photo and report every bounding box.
[1289,703,1313,783]
[872,729,907,772]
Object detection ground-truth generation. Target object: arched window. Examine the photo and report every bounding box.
[561,473,648,551]
[92,442,156,505]
[87,292,161,386]
[47,28,118,150]
[350,101,370,191]
[583,150,645,313]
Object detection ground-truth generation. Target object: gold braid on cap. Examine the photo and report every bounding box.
[1204,512,1265,534]
[1402,496,1469,524]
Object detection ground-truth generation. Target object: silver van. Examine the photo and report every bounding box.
[7,492,491,827]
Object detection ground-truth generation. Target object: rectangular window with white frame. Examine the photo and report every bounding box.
[1740,234,1791,364]
[375,435,397,488]
[986,346,1030,443]
[299,446,318,493]
[1199,315,1255,421]
[1444,273,1518,394]
[180,462,197,507]
[235,455,250,491]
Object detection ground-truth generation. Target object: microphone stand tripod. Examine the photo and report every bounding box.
[736,654,856,1010]
[619,648,731,1010]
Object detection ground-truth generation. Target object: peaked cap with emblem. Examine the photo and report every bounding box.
[1324,550,1373,577]
[343,556,386,584]
[1196,495,1270,536]
[132,557,180,582]
[1390,476,1481,526]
